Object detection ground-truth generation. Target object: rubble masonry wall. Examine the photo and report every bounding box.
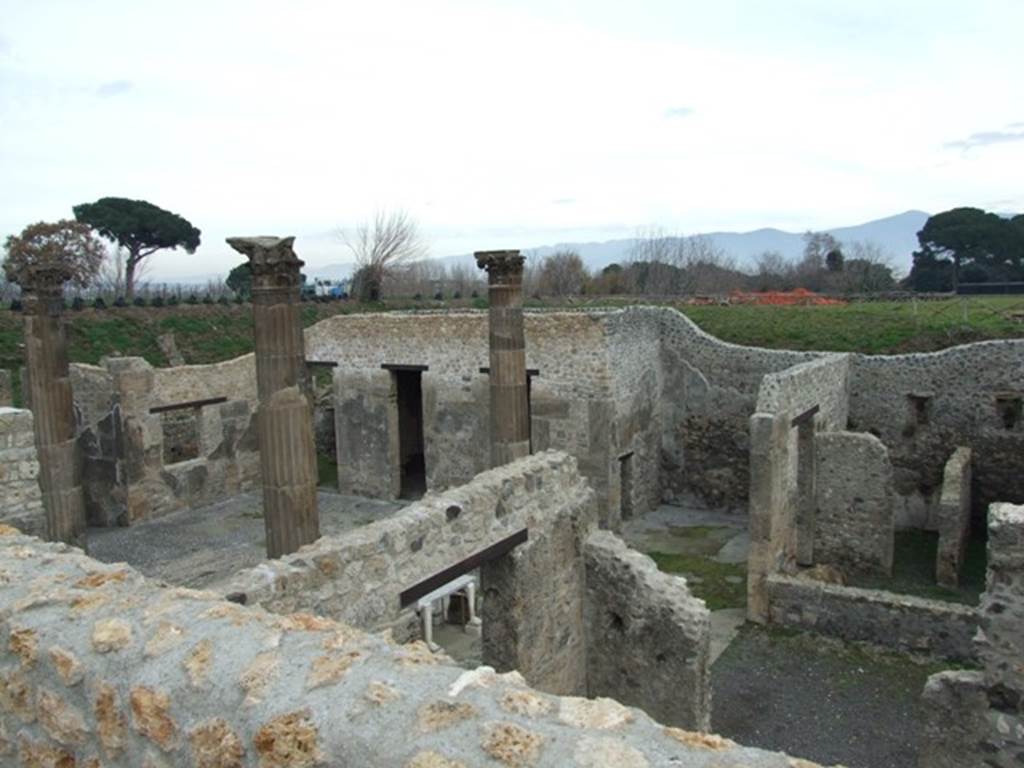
[70,357,260,525]
[765,575,977,662]
[936,446,972,588]
[223,452,597,696]
[746,354,852,620]
[813,431,896,576]
[849,341,1024,523]
[0,524,831,768]
[0,408,45,537]
[583,531,711,731]
[919,502,1024,766]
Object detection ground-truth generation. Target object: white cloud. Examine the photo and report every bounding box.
[1,0,1023,278]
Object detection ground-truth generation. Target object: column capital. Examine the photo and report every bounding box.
[475,250,524,284]
[226,236,305,289]
[19,264,70,313]
[18,263,72,293]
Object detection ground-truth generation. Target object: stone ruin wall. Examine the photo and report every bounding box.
[0,408,45,537]
[223,451,712,728]
[0,524,832,768]
[747,354,853,619]
[583,531,711,731]
[848,340,1024,525]
[919,502,1024,766]
[658,308,822,510]
[70,356,260,526]
[765,575,978,662]
[813,431,896,576]
[223,452,596,658]
[310,311,626,525]
[315,307,832,519]
[603,310,664,527]
[936,446,972,588]
[57,308,1024,534]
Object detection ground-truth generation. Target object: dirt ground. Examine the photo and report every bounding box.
[712,624,952,768]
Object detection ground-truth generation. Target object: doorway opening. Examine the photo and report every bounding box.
[394,368,426,499]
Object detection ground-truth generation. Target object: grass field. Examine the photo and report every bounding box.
[2,295,1022,406]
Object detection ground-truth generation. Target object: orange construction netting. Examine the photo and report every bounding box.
[728,288,847,306]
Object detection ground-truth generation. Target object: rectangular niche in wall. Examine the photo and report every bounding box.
[995,394,1022,430]
[905,392,933,432]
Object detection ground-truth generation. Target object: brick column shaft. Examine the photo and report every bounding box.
[475,250,529,467]
[21,267,86,547]
[227,236,319,558]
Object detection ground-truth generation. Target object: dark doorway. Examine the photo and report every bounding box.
[395,369,426,499]
[619,452,634,521]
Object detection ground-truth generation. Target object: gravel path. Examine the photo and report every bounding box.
[712,624,946,768]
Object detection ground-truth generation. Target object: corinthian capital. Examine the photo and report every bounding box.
[226,236,305,289]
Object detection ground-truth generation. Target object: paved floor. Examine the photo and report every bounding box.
[87,490,406,591]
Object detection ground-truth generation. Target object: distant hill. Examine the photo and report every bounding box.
[510,211,930,277]
[305,210,930,282]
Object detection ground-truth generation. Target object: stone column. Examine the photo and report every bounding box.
[227,236,319,558]
[475,250,529,467]
[20,265,86,547]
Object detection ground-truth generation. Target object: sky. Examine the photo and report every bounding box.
[1,0,1022,279]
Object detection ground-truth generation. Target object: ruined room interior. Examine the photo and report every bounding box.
[1,239,1022,767]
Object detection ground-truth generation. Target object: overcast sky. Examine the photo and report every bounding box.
[2,0,1022,278]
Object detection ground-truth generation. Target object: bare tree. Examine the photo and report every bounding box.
[537,250,589,296]
[627,228,741,295]
[340,210,427,301]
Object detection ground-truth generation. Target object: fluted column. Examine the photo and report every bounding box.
[475,250,529,467]
[21,265,86,547]
[227,236,319,558]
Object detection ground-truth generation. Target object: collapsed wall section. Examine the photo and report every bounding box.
[0,407,45,536]
[583,531,711,731]
[0,525,825,768]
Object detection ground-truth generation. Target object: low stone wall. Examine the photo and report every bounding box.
[0,407,45,537]
[583,531,711,731]
[936,446,972,587]
[0,526,828,768]
[765,574,978,662]
[224,451,597,696]
[814,431,895,576]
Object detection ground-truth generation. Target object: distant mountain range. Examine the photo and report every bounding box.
[306,210,931,281]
